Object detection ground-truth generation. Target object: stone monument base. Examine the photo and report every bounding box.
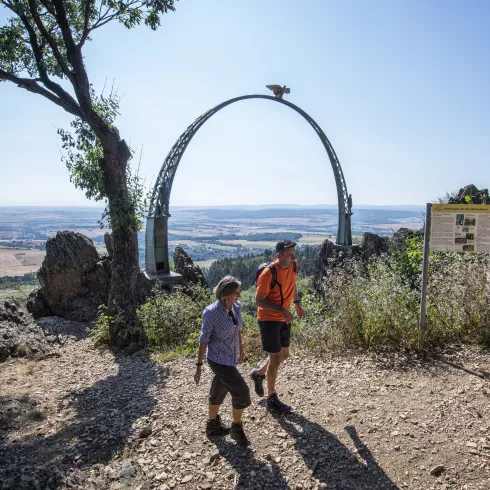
[143,270,184,285]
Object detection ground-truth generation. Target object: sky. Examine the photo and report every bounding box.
[1,0,489,208]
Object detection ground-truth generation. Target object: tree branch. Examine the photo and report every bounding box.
[16,11,80,111]
[79,0,94,47]
[51,0,114,143]
[0,69,81,117]
[27,0,73,82]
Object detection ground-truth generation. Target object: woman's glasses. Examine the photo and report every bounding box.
[228,310,238,326]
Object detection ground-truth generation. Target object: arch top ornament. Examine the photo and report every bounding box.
[146,94,353,276]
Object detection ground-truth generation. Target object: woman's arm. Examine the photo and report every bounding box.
[194,341,208,384]
[195,308,213,385]
[238,329,245,363]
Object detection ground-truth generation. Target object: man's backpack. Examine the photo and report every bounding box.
[255,261,297,305]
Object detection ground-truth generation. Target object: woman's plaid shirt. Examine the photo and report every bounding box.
[199,300,243,366]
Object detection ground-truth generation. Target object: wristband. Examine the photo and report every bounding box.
[196,362,203,366]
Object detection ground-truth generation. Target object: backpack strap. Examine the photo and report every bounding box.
[267,262,284,305]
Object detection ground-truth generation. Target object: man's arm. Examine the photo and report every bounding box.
[256,295,293,323]
[292,284,305,318]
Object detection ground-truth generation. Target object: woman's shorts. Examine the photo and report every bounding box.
[207,359,251,409]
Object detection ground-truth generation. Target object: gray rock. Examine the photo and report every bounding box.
[104,232,114,257]
[36,316,90,341]
[110,459,137,481]
[361,232,389,259]
[0,299,50,361]
[139,426,152,438]
[429,464,445,476]
[26,288,51,319]
[173,245,207,288]
[448,184,489,205]
[35,231,112,321]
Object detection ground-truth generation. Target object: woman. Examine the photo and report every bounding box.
[194,275,251,446]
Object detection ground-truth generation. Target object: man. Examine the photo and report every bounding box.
[250,239,305,413]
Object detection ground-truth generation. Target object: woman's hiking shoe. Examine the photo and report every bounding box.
[206,415,230,436]
[230,422,250,446]
[266,393,292,414]
[249,369,265,397]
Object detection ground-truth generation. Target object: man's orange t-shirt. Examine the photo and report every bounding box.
[256,260,298,322]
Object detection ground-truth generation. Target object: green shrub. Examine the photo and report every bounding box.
[91,306,112,346]
[137,284,211,355]
[295,249,490,354]
[425,252,490,347]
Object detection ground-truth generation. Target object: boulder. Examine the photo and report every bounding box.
[173,246,207,288]
[34,231,111,321]
[312,239,354,297]
[26,288,51,319]
[361,232,390,259]
[104,232,114,257]
[0,299,50,361]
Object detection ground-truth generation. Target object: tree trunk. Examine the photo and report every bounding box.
[100,141,143,348]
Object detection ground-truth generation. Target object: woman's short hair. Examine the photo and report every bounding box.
[213,275,241,301]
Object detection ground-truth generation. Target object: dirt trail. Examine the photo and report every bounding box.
[1,337,489,489]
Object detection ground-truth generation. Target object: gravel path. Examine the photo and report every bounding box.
[1,334,489,489]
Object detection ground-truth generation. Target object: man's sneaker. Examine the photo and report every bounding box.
[230,422,250,446]
[266,393,292,414]
[249,369,265,397]
[206,415,230,436]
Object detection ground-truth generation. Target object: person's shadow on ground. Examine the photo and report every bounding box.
[0,351,168,488]
[209,437,289,489]
[273,410,400,490]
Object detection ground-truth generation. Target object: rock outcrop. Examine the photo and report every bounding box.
[0,299,50,361]
[29,231,111,322]
[448,184,489,205]
[361,232,390,259]
[173,246,207,288]
[104,232,114,258]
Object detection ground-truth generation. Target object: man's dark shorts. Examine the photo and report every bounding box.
[207,359,251,409]
[258,321,291,353]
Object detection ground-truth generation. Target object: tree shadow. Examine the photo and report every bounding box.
[209,437,290,489]
[0,351,167,487]
[0,393,41,443]
[273,410,400,490]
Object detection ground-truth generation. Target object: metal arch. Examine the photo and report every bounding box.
[146,94,353,275]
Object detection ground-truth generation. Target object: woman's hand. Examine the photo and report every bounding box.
[194,365,202,384]
[239,345,245,363]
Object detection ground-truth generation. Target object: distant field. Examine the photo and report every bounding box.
[194,259,216,269]
[0,246,106,277]
[0,248,45,276]
[297,234,329,244]
[0,285,37,301]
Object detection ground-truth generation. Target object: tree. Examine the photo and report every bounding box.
[0,0,177,346]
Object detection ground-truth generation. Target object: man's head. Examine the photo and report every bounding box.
[275,239,296,267]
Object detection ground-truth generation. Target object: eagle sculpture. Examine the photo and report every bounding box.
[266,85,290,99]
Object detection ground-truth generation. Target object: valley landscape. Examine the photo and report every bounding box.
[0,204,424,280]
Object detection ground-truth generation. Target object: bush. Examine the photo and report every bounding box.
[137,284,211,355]
[294,250,490,354]
[425,252,490,347]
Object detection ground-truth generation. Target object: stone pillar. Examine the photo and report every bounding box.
[145,216,169,274]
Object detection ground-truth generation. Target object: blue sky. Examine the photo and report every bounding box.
[1,0,489,207]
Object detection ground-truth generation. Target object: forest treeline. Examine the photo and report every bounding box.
[203,244,320,289]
